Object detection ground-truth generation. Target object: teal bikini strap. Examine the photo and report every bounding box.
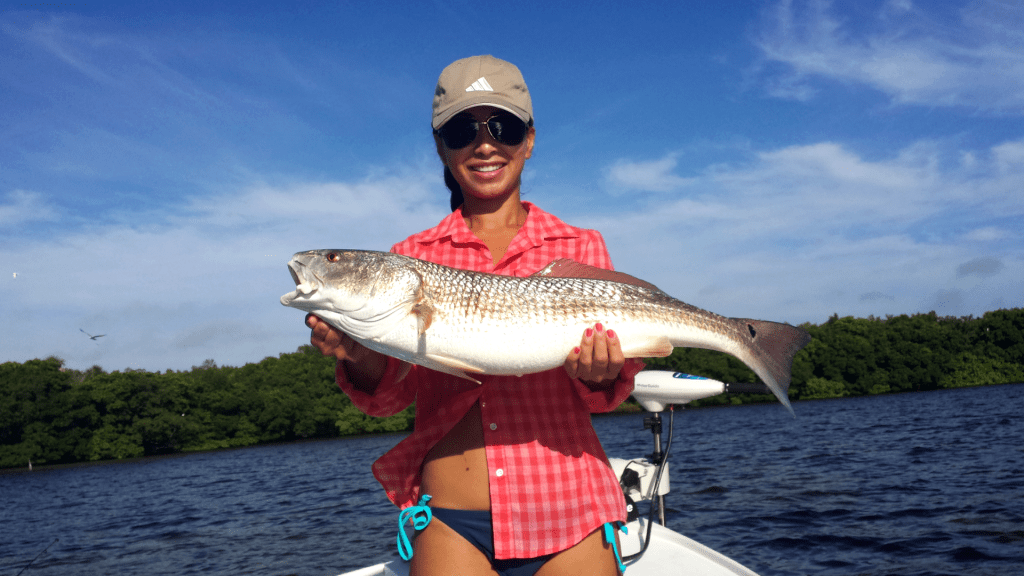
[397,494,433,561]
[603,521,628,573]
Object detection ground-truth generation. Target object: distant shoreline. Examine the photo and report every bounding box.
[6,381,1021,473]
[4,308,1022,469]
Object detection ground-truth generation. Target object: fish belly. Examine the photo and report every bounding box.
[375,315,583,375]
[373,309,715,377]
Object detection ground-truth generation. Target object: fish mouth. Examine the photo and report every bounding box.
[281,259,321,305]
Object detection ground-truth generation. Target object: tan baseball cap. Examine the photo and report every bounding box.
[431,55,533,129]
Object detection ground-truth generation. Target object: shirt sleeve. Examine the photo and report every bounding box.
[570,358,644,413]
[335,356,418,417]
[577,229,615,271]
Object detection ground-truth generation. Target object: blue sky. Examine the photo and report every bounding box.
[2,0,1022,372]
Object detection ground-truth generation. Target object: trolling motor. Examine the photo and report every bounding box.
[610,371,772,562]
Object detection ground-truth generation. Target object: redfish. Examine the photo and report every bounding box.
[281,250,810,412]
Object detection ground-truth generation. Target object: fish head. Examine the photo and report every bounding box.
[281,249,384,312]
[280,250,422,338]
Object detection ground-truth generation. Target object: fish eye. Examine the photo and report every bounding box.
[327,252,340,262]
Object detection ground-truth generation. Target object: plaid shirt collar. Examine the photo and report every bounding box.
[413,201,581,251]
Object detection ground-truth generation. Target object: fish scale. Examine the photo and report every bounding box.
[281,249,811,412]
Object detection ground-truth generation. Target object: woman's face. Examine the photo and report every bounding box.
[435,106,535,203]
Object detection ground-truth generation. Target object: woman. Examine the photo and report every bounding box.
[307,55,643,576]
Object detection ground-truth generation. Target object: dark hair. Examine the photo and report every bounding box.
[444,166,463,212]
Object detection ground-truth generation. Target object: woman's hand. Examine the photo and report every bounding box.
[307,313,359,361]
[563,323,625,388]
[306,314,389,392]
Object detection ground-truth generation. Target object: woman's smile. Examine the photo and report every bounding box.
[468,162,506,179]
[438,105,534,203]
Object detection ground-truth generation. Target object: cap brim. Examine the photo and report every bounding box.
[432,95,532,129]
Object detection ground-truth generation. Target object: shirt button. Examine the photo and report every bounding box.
[489,423,497,431]
[496,469,504,477]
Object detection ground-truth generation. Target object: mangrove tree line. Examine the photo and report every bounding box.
[2,308,1021,468]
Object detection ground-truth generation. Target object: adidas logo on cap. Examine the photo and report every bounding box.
[466,77,494,92]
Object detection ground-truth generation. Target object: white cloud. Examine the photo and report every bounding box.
[0,172,449,372]
[962,226,1012,242]
[604,155,696,193]
[756,0,1024,114]
[957,257,1004,278]
[993,140,1024,172]
[590,137,1024,323]
[4,139,1023,372]
[0,190,58,227]
[1,14,117,85]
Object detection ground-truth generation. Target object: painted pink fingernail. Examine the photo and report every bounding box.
[585,328,594,338]
[574,347,581,354]
[596,323,604,332]
[607,329,616,339]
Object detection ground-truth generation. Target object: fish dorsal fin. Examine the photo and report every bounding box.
[533,259,662,291]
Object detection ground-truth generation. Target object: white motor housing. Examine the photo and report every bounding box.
[632,371,726,412]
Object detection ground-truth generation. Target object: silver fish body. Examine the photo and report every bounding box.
[280,250,811,412]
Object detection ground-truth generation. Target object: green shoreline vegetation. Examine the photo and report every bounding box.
[3,309,1022,469]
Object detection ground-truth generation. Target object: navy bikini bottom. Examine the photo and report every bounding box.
[397,495,626,576]
[432,507,553,576]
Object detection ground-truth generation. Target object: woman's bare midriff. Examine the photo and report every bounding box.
[420,401,491,510]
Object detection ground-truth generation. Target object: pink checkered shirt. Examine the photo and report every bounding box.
[336,202,641,559]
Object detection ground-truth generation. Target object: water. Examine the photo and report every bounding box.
[2,383,1022,575]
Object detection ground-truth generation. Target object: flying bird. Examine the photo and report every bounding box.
[80,329,106,340]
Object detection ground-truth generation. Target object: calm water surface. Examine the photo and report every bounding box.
[2,383,1022,575]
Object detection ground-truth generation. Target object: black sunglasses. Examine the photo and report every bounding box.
[434,111,530,149]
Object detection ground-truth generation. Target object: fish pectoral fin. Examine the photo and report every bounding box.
[620,336,674,358]
[413,301,434,334]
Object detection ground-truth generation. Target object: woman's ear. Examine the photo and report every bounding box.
[524,126,535,160]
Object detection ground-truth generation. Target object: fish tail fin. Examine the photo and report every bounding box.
[732,319,812,415]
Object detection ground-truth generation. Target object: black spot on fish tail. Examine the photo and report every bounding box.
[734,319,812,413]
